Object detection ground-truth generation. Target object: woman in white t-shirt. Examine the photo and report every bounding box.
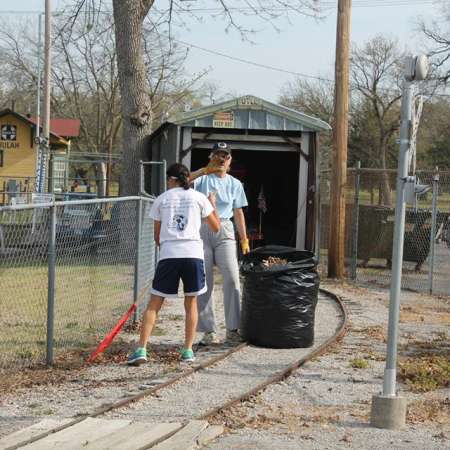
[128,163,220,365]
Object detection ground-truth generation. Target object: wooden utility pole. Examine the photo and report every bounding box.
[328,0,352,278]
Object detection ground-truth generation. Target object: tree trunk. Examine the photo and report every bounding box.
[380,145,392,207]
[113,0,152,196]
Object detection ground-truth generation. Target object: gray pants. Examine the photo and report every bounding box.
[197,220,241,332]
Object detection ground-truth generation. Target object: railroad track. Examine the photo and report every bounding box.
[4,289,348,450]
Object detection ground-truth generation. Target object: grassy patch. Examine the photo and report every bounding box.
[408,397,450,425]
[400,335,449,357]
[167,314,183,321]
[399,356,450,392]
[363,350,385,362]
[400,304,450,325]
[0,263,135,369]
[152,326,167,336]
[349,358,369,369]
[33,408,55,416]
[353,325,386,342]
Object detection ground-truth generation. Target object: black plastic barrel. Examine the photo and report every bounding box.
[240,246,319,348]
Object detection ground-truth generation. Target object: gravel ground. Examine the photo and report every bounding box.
[106,292,341,422]
[1,275,448,450]
[206,281,450,450]
[0,272,244,438]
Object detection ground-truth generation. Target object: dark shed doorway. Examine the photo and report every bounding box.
[191,148,299,247]
[146,95,331,253]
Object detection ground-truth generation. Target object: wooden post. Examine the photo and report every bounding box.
[328,0,352,278]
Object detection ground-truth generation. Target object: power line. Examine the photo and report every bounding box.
[1,5,448,98]
[176,38,450,99]
[0,0,438,16]
[167,0,438,13]
[174,38,334,82]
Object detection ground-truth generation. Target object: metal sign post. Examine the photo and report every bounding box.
[139,160,167,196]
[428,168,439,294]
[134,160,167,321]
[371,55,429,430]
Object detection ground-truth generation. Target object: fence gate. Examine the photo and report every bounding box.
[320,167,450,296]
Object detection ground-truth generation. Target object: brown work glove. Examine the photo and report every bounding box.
[240,238,250,255]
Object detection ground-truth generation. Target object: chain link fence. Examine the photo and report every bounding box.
[0,176,121,206]
[320,168,450,296]
[0,196,156,373]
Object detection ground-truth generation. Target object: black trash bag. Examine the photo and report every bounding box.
[240,245,319,349]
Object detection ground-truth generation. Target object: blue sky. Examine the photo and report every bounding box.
[1,1,440,102]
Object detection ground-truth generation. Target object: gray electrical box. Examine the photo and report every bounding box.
[404,176,430,205]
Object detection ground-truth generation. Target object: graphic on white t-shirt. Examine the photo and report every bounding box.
[171,214,188,231]
[148,188,214,260]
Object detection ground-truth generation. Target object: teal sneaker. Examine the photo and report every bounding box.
[179,348,195,363]
[127,347,147,366]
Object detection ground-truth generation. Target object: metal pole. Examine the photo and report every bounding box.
[162,159,167,192]
[46,202,56,365]
[428,168,439,294]
[36,13,42,140]
[133,198,143,322]
[139,160,144,195]
[382,80,413,397]
[351,161,361,279]
[35,13,43,193]
[42,0,52,193]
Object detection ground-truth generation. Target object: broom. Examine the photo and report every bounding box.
[87,284,150,362]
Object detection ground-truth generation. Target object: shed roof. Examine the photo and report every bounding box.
[29,117,81,138]
[172,95,331,132]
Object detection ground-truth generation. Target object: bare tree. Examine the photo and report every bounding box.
[0,17,40,112]
[0,11,202,195]
[280,77,334,123]
[66,0,321,195]
[419,1,450,83]
[279,77,334,169]
[351,35,405,206]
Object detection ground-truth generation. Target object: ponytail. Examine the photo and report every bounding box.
[178,172,190,190]
[166,163,190,190]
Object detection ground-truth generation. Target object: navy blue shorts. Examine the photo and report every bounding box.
[151,258,206,298]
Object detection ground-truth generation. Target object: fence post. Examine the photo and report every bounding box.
[428,168,439,294]
[46,202,56,366]
[351,161,361,279]
[133,197,143,322]
[162,159,167,192]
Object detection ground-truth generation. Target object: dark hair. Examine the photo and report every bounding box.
[166,163,190,190]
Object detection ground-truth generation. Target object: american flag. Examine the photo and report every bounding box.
[257,185,267,213]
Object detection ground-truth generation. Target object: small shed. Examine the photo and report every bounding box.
[146,95,330,253]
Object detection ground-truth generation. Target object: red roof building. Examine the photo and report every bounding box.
[27,116,81,139]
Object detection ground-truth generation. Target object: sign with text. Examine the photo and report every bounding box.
[0,124,19,149]
[31,193,55,232]
[238,95,262,106]
[11,196,27,206]
[213,111,234,128]
[32,193,55,204]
